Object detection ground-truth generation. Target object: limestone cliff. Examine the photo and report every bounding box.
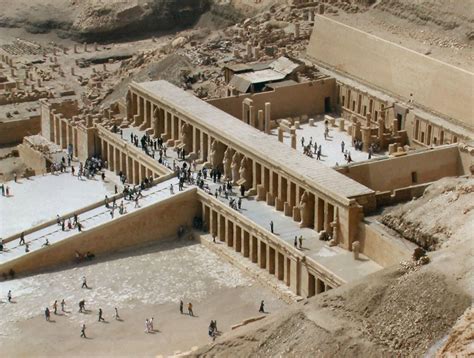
[0,0,210,41]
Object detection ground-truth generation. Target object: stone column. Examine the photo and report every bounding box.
[278,127,284,142]
[249,105,256,128]
[109,144,114,172]
[257,110,264,131]
[193,126,200,155]
[264,102,271,134]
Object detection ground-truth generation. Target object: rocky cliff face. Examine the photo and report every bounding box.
[0,0,210,41]
[73,0,211,41]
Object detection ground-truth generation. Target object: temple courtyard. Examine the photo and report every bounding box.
[0,239,285,357]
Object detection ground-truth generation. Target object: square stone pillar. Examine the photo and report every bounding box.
[289,258,300,295]
[108,144,114,172]
[264,102,271,134]
[249,105,256,128]
[257,110,264,131]
[193,126,200,154]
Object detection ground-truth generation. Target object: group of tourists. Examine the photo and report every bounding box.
[301,136,323,160]
[0,183,11,197]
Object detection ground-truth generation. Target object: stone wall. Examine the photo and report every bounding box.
[207,79,336,121]
[17,143,48,175]
[357,221,414,267]
[336,145,464,192]
[0,189,200,277]
[0,117,41,145]
[307,15,473,127]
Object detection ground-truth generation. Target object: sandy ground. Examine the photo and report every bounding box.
[0,239,285,357]
[0,171,114,237]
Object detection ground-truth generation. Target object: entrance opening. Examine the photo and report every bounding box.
[324,97,331,113]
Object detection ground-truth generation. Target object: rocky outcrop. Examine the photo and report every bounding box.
[73,0,211,41]
[0,0,210,41]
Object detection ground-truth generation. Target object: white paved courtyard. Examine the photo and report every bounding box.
[273,115,383,167]
[0,172,115,238]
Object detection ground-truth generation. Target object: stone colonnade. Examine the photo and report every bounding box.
[48,109,87,159]
[97,126,166,185]
[200,194,338,298]
[128,86,361,250]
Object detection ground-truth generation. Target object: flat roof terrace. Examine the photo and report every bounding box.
[134,81,374,201]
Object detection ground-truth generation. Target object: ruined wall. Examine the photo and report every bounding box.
[17,143,48,175]
[0,117,41,145]
[405,111,470,147]
[208,79,336,120]
[0,189,201,277]
[337,145,463,192]
[307,15,473,127]
[358,221,414,267]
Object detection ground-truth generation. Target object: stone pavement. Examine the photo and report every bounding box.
[0,177,183,266]
[273,115,382,167]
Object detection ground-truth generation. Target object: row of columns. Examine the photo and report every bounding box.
[202,202,334,298]
[100,137,157,185]
[129,90,342,241]
[50,112,79,158]
[241,98,272,134]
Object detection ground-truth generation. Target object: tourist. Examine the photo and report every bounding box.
[80,323,86,338]
[294,236,297,248]
[81,276,89,289]
[259,300,265,313]
[149,317,154,332]
[67,219,72,230]
[98,308,105,322]
[270,221,274,234]
[341,140,345,153]
[144,318,150,333]
[134,196,139,208]
[45,307,51,321]
[13,172,17,182]
[7,290,12,303]
[61,299,66,312]
[53,300,58,314]
[78,300,86,313]
[5,186,9,197]
[170,184,174,195]
[77,222,82,232]
[238,197,242,209]
[299,236,303,249]
[19,232,25,245]
[179,300,184,314]
[114,307,120,320]
[25,243,30,253]
[42,238,50,247]
[61,220,65,231]
[114,185,118,194]
[188,302,194,316]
